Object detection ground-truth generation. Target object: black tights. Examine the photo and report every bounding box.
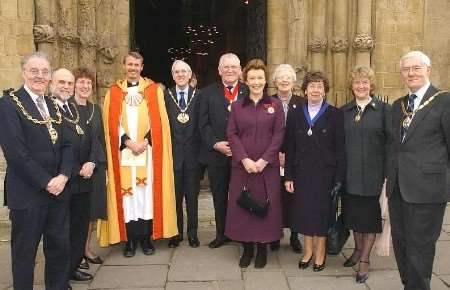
[349,232,376,274]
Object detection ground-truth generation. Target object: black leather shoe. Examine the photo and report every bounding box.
[84,255,103,264]
[290,235,302,253]
[71,270,93,281]
[208,236,230,249]
[123,240,136,257]
[141,239,155,255]
[313,257,326,272]
[188,237,200,248]
[270,240,280,251]
[343,258,357,267]
[168,237,181,248]
[298,255,313,269]
[239,242,254,268]
[78,257,89,270]
[254,243,267,269]
[356,261,370,283]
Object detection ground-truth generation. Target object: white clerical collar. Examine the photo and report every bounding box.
[24,84,43,102]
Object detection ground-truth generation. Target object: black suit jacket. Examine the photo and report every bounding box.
[0,87,73,209]
[164,86,201,171]
[198,81,249,166]
[61,100,100,195]
[387,85,450,203]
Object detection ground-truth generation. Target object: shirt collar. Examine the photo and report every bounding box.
[176,86,189,96]
[409,81,430,103]
[222,81,239,91]
[24,84,43,103]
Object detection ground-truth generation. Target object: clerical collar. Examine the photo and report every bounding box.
[127,80,139,87]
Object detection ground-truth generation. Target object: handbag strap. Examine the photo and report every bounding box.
[244,173,270,203]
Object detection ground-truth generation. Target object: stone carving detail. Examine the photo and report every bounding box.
[308,38,328,53]
[96,70,115,88]
[97,45,117,64]
[352,34,374,52]
[33,25,56,43]
[331,37,349,52]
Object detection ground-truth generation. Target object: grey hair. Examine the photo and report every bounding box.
[171,60,192,73]
[400,51,431,68]
[272,64,297,83]
[218,53,241,68]
[21,51,51,71]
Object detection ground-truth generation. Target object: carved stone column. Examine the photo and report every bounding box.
[308,0,327,72]
[34,0,57,62]
[287,0,308,83]
[78,0,96,71]
[266,0,288,93]
[331,0,349,106]
[96,0,117,103]
[246,0,267,61]
[353,0,373,66]
[57,0,79,69]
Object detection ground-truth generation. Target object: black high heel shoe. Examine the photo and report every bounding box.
[343,249,361,267]
[313,256,326,272]
[356,261,370,283]
[298,255,313,269]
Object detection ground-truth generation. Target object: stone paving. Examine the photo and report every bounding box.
[0,193,449,290]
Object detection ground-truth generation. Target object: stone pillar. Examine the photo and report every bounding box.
[34,0,57,62]
[57,0,79,69]
[266,0,288,93]
[353,0,373,66]
[287,0,308,83]
[308,0,327,72]
[331,0,349,106]
[78,0,96,71]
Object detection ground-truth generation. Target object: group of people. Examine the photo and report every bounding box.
[0,49,448,290]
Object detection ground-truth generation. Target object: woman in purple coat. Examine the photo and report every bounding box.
[225,59,285,269]
[284,71,345,272]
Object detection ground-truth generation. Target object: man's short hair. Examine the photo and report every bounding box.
[218,53,241,68]
[123,51,144,64]
[21,51,51,71]
[171,60,192,73]
[400,51,431,68]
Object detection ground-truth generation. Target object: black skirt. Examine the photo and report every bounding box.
[343,194,382,233]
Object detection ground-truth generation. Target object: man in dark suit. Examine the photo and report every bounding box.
[50,68,99,284]
[0,52,73,290]
[387,51,450,290]
[198,53,249,248]
[164,60,201,248]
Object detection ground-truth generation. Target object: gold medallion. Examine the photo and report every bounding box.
[227,104,232,112]
[354,114,361,122]
[177,112,190,123]
[76,124,85,135]
[49,127,58,144]
[307,127,313,136]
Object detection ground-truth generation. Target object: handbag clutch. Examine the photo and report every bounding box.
[236,187,269,218]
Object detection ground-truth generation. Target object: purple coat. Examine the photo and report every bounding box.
[224,95,285,242]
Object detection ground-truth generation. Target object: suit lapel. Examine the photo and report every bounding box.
[60,104,78,134]
[403,85,438,143]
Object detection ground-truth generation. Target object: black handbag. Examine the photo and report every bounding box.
[236,176,270,218]
[326,195,350,255]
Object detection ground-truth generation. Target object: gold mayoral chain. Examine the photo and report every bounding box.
[354,105,363,122]
[401,90,447,129]
[61,102,85,135]
[168,89,197,124]
[9,91,62,144]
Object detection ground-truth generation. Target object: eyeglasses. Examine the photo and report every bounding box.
[221,65,240,71]
[400,66,424,74]
[27,68,50,77]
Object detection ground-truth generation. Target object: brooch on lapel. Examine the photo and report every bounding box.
[264,103,275,114]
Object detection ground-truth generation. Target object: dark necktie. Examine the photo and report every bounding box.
[179,91,186,110]
[227,86,233,94]
[401,94,417,141]
[62,103,73,118]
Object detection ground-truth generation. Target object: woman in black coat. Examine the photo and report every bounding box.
[284,71,345,272]
[73,68,107,268]
[341,65,391,283]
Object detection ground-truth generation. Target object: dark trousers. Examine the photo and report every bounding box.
[207,164,231,237]
[389,186,446,290]
[174,166,200,239]
[10,202,70,290]
[69,193,90,273]
[126,219,153,241]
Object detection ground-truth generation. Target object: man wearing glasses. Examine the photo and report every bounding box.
[387,51,450,290]
[198,53,249,248]
[0,52,73,290]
